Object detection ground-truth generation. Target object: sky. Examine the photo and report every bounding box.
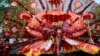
[94,0,100,4]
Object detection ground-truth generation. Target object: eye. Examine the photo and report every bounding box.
[83,14,91,19]
[83,12,96,20]
[18,12,31,20]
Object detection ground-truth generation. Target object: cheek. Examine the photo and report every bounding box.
[67,11,81,23]
[27,18,40,28]
[42,19,46,24]
[65,19,71,24]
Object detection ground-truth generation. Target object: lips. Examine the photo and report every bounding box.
[48,0,61,4]
[43,14,71,22]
